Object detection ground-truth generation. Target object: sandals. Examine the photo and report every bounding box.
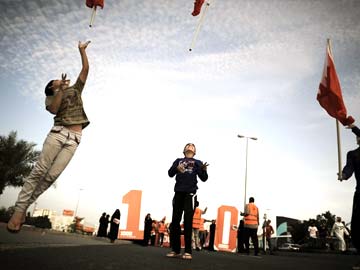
[182,253,192,260]
[166,251,181,258]
[6,221,23,234]
[166,251,192,260]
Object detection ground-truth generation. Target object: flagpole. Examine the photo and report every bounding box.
[189,1,211,52]
[89,6,97,27]
[336,119,342,181]
[327,38,343,181]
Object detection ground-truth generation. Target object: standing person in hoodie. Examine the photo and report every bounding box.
[166,143,209,260]
[339,124,360,270]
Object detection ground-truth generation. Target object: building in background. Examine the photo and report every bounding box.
[273,216,301,247]
[33,208,75,232]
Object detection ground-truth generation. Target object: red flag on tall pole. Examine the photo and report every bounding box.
[317,39,354,126]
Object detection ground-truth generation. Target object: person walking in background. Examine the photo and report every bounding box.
[208,219,216,251]
[331,217,349,252]
[158,218,167,247]
[7,41,91,233]
[261,217,267,253]
[143,213,153,246]
[308,222,318,248]
[232,219,245,253]
[342,221,351,250]
[198,218,207,249]
[97,212,108,237]
[237,219,246,253]
[264,220,274,254]
[150,220,157,246]
[105,214,110,235]
[319,220,329,249]
[242,197,259,256]
[192,201,207,251]
[108,209,120,243]
[166,143,209,260]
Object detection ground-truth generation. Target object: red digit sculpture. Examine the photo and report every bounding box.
[215,205,238,252]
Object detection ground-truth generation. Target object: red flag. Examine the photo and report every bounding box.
[86,0,104,9]
[317,42,354,126]
[86,0,104,27]
[192,0,205,16]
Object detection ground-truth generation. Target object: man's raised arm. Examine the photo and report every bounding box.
[78,41,91,84]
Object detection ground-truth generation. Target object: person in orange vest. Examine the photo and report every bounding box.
[158,218,167,247]
[241,197,259,256]
[192,201,207,251]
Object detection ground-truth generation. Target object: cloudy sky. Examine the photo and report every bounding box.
[1,0,360,230]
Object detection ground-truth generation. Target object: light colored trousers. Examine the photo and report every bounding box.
[14,126,81,213]
[192,228,200,249]
[335,232,346,251]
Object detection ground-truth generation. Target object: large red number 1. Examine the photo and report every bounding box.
[119,190,144,239]
[215,205,238,252]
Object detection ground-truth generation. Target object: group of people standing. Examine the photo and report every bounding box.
[97,209,121,243]
[142,210,217,252]
[142,194,268,257]
[143,213,161,247]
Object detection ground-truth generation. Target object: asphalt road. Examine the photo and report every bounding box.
[1,223,359,270]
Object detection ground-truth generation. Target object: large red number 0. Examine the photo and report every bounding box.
[119,190,144,240]
[215,205,238,252]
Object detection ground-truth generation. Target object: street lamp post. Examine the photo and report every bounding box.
[74,188,84,218]
[237,135,258,208]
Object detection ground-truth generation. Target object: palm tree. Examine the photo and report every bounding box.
[0,131,40,195]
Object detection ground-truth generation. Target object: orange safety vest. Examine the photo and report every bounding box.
[193,208,202,229]
[199,218,205,231]
[244,203,259,226]
[158,222,166,233]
